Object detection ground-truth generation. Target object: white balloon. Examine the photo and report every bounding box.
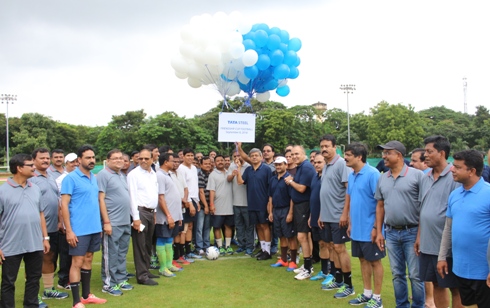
[188,63,204,79]
[227,81,241,96]
[180,24,194,42]
[175,71,188,79]
[179,43,195,59]
[256,91,270,102]
[187,77,202,88]
[223,66,238,80]
[242,49,258,67]
[170,55,188,74]
[237,73,250,85]
[278,79,288,87]
[203,46,222,65]
[229,43,245,59]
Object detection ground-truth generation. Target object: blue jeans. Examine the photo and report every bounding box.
[385,226,425,308]
[234,206,254,250]
[195,209,211,251]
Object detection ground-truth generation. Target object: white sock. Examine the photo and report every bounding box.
[225,237,231,248]
[372,294,381,300]
[265,242,271,254]
[260,241,265,251]
[363,289,373,297]
[216,238,223,247]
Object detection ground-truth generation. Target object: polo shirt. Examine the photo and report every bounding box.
[0,178,43,256]
[447,178,490,280]
[97,167,131,227]
[207,169,233,215]
[419,163,460,255]
[127,166,158,221]
[374,164,424,226]
[31,170,60,233]
[309,172,322,227]
[264,160,275,172]
[348,163,380,242]
[156,169,183,224]
[227,162,249,207]
[269,172,292,209]
[47,165,64,180]
[242,162,272,211]
[170,171,186,200]
[291,160,316,203]
[320,155,351,223]
[61,167,102,236]
[178,164,200,202]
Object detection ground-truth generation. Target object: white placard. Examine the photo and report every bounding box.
[218,112,256,143]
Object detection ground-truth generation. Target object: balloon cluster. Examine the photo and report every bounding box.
[170,12,301,106]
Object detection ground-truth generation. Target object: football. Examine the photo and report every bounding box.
[206,246,220,260]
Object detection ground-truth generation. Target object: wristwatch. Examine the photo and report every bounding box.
[43,236,50,241]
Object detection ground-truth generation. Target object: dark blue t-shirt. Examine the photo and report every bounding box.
[290,160,316,203]
[309,173,321,227]
[242,163,272,211]
[269,172,292,209]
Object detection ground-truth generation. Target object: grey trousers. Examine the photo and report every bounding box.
[101,224,131,287]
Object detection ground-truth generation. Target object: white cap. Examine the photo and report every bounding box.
[273,156,287,164]
[64,153,77,163]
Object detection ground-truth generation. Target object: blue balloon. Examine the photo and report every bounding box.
[280,30,290,43]
[254,30,268,48]
[269,27,281,36]
[279,43,288,54]
[255,23,270,31]
[288,38,302,52]
[294,56,301,67]
[244,65,259,79]
[266,34,281,50]
[264,79,278,91]
[273,64,290,79]
[269,49,284,66]
[283,50,297,66]
[288,66,299,79]
[242,31,255,41]
[276,85,290,97]
[256,54,271,71]
[242,39,256,51]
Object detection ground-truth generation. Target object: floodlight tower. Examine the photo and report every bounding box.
[1,94,17,172]
[340,84,355,144]
[463,77,467,114]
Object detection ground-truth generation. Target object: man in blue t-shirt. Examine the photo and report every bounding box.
[438,150,490,307]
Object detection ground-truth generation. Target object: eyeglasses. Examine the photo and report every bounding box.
[138,157,151,161]
[23,163,35,167]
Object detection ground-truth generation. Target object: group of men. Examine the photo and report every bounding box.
[1,135,489,308]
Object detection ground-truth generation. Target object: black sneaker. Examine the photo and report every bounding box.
[257,251,271,260]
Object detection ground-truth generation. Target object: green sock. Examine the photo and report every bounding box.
[156,244,166,271]
[165,244,174,269]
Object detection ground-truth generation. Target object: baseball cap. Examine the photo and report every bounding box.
[273,156,287,164]
[377,141,406,156]
[64,153,77,163]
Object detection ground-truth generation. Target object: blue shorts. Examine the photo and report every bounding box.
[212,215,235,229]
[69,233,101,256]
[311,226,321,242]
[155,223,180,239]
[320,222,350,244]
[273,207,295,238]
[419,253,459,288]
[249,210,268,225]
[293,201,310,233]
[183,200,198,223]
[351,240,385,261]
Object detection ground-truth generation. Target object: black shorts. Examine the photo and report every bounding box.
[155,223,180,239]
[419,254,459,288]
[212,215,235,229]
[69,233,101,256]
[311,226,321,242]
[293,201,310,233]
[183,200,198,223]
[351,240,385,261]
[320,222,350,244]
[249,210,268,225]
[273,207,295,238]
[456,275,490,307]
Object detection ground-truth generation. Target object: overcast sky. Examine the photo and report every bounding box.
[1,0,489,126]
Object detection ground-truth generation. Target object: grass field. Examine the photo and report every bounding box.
[4,242,403,308]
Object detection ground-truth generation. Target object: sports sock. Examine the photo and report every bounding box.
[280,246,288,263]
[321,258,330,274]
[173,243,179,260]
[334,266,343,283]
[80,268,91,299]
[372,294,381,300]
[225,237,231,248]
[290,249,298,264]
[165,243,173,268]
[185,241,191,254]
[42,272,54,290]
[179,243,185,257]
[264,242,271,254]
[304,256,312,273]
[364,289,373,298]
[260,240,265,251]
[343,271,352,287]
[70,282,81,306]
[216,238,223,248]
[156,242,166,271]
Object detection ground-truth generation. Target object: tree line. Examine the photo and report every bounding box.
[1,99,489,163]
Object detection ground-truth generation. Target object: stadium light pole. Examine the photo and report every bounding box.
[340,84,355,144]
[1,94,16,172]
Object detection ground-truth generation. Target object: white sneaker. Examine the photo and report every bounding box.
[198,249,205,256]
[294,269,313,280]
[293,265,313,274]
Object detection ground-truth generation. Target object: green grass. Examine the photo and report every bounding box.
[5,241,401,307]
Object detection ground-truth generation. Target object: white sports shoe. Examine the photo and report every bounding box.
[294,269,313,280]
[293,265,314,274]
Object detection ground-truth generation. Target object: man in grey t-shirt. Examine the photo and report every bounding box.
[374,140,425,308]
[98,149,133,295]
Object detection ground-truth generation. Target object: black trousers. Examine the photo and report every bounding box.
[57,231,72,287]
[131,209,156,283]
[1,250,44,308]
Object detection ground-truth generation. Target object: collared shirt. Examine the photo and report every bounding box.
[419,163,460,255]
[47,165,65,180]
[447,177,490,280]
[207,169,233,215]
[348,163,380,241]
[127,166,158,221]
[227,162,249,207]
[170,171,186,200]
[320,154,351,222]
[291,160,316,203]
[178,164,199,202]
[61,167,101,236]
[30,170,60,233]
[375,164,424,226]
[242,162,272,211]
[309,172,322,227]
[269,172,292,209]
[97,166,131,227]
[0,178,43,256]
[198,170,211,205]
[156,169,183,224]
